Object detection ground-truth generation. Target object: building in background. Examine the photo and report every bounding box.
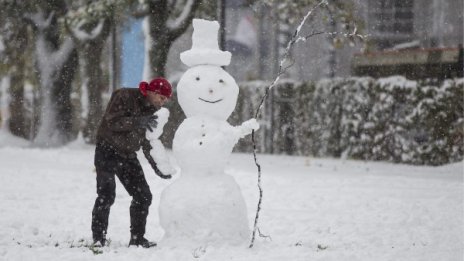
[127,0,463,84]
[353,0,463,79]
[213,0,463,82]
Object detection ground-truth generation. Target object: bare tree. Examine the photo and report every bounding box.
[27,1,79,147]
[66,1,117,144]
[0,1,35,138]
[132,0,203,78]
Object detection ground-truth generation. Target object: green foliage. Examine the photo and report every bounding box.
[339,77,375,159]
[413,79,464,165]
[0,1,33,75]
[236,77,464,165]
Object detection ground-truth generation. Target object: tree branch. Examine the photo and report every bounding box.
[167,0,203,41]
[249,0,328,249]
[67,19,106,41]
[249,0,367,248]
[26,9,54,31]
[297,26,368,43]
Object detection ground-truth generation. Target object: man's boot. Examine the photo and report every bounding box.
[128,235,157,248]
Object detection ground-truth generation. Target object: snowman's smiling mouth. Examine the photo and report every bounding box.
[198,97,223,104]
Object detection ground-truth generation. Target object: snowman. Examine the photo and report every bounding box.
[158,19,259,247]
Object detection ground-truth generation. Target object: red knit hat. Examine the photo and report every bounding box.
[139,77,172,98]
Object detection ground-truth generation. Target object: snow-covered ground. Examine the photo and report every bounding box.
[0,139,462,261]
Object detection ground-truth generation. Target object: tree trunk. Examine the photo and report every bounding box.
[53,48,79,142]
[8,62,29,139]
[82,45,104,144]
[146,13,170,78]
[142,0,202,79]
[81,21,111,144]
[33,5,78,147]
[8,27,28,138]
[149,34,170,78]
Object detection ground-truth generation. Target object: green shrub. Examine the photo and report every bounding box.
[235,76,463,165]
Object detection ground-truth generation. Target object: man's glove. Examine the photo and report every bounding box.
[137,115,158,132]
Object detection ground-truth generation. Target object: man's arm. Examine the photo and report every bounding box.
[104,90,142,132]
[142,139,172,179]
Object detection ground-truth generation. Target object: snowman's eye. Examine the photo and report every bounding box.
[196,76,200,81]
[219,79,224,83]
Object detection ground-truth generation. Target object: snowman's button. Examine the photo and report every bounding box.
[199,142,203,145]
[202,134,206,137]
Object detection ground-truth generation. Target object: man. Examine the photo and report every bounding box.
[92,77,173,248]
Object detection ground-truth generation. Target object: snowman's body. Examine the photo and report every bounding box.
[158,20,259,247]
[160,117,250,244]
[173,117,238,173]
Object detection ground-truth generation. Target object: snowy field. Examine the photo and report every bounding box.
[0,136,463,261]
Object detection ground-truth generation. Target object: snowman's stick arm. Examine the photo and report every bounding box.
[249,0,328,248]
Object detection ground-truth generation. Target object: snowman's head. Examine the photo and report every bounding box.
[177,65,239,120]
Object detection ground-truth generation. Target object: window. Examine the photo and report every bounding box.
[369,0,414,35]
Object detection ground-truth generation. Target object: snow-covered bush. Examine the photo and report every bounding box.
[231,80,267,153]
[339,77,375,160]
[294,81,315,155]
[412,78,464,165]
[271,79,301,155]
[235,77,463,165]
[307,78,343,157]
[368,77,418,163]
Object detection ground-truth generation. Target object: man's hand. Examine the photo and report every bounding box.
[137,115,158,132]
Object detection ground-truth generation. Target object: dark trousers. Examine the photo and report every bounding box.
[91,143,152,241]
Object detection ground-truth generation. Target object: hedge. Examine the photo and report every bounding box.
[230,76,463,166]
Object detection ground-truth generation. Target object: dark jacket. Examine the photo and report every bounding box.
[96,88,158,157]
